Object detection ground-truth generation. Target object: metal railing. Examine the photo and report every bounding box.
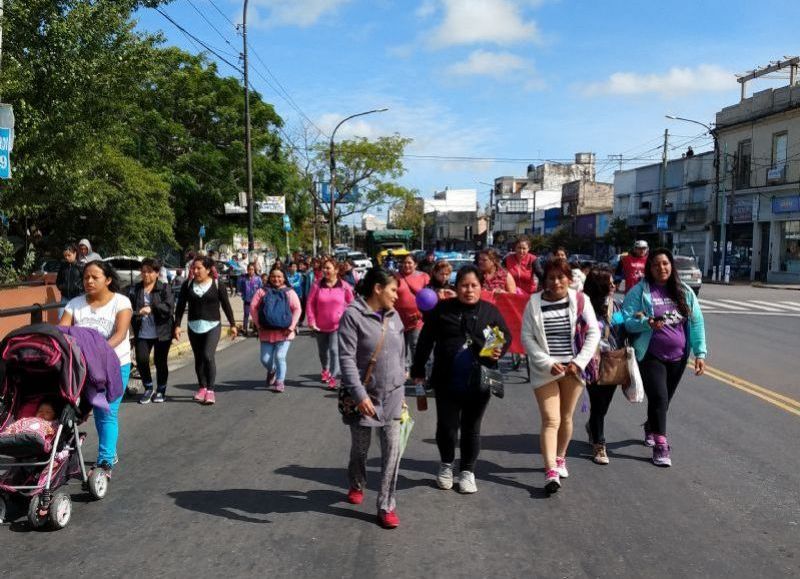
[0,302,62,324]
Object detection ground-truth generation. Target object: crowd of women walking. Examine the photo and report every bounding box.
[51,237,706,530]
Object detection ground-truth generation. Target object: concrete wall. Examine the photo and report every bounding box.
[0,285,62,340]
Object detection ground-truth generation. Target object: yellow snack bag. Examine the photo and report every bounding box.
[479,326,506,358]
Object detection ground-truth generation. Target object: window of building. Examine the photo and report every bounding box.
[735,140,751,189]
[770,132,788,182]
[780,220,800,273]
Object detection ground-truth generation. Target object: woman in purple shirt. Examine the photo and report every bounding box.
[622,249,707,468]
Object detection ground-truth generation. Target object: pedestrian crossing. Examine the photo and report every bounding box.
[699,298,800,316]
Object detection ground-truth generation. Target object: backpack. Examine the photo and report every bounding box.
[259,288,292,329]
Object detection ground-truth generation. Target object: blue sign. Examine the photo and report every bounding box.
[199,225,206,238]
[0,128,11,179]
[656,213,670,230]
[282,214,291,232]
[543,208,561,234]
[319,182,359,203]
[772,195,800,214]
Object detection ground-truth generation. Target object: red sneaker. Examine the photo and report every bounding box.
[193,387,208,402]
[203,390,216,405]
[326,377,338,390]
[378,509,399,529]
[321,369,331,383]
[346,488,364,505]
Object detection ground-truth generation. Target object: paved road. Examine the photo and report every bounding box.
[1,320,799,578]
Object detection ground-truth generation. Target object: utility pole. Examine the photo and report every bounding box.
[659,129,669,245]
[242,0,255,252]
[487,185,494,246]
[719,142,731,283]
[608,154,624,172]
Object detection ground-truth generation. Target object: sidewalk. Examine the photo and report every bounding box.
[751,282,800,291]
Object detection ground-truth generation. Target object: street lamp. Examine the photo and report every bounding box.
[665,115,722,280]
[328,108,388,254]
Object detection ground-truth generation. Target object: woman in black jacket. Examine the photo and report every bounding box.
[174,256,237,405]
[411,265,511,494]
[130,258,175,404]
[56,244,84,308]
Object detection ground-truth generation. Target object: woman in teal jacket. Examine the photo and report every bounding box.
[622,248,706,468]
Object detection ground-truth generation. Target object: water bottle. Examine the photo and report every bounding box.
[415,383,428,411]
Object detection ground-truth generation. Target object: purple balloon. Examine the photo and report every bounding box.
[415,288,439,312]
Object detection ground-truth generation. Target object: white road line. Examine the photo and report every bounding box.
[751,300,800,312]
[699,298,748,310]
[716,299,777,312]
[702,310,800,317]
[780,301,800,310]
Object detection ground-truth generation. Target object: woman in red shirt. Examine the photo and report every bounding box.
[506,236,538,294]
[394,254,430,371]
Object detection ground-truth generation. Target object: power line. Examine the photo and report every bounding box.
[155,7,242,73]
[185,0,237,53]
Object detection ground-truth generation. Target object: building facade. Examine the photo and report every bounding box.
[423,188,479,250]
[715,83,800,283]
[613,151,715,273]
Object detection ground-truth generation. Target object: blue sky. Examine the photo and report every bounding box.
[136,0,800,212]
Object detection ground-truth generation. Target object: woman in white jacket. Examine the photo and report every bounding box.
[521,258,600,494]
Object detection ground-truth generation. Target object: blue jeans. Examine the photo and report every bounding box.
[315,331,339,377]
[260,341,292,382]
[94,363,130,466]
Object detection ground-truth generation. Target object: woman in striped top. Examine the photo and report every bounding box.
[521,258,600,494]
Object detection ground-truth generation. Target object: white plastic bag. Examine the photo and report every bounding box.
[622,347,644,403]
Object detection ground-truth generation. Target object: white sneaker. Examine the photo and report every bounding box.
[458,470,477,494]
[437,462,454,490]
[555,456,569,478]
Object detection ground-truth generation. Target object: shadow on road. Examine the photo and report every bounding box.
[167,488,375,525]
[274,463,434,493]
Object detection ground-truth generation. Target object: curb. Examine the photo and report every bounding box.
[751,282,800,292]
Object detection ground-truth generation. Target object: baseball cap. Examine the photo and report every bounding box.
[634,240,649,249]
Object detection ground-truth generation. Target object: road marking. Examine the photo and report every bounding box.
[703,364,800,418]
[701,311,800,317]
[699,298,748,310]
[717,299,778,312]
[750,300,800,312]
[780,301,800,310]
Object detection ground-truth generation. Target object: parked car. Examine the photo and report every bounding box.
[27,260,61,284]
[674,255,702,294]
[346,251,372,274]
[446,258,476,285]
[103,256,143,289]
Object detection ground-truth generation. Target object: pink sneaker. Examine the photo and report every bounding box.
[555,456,569,478]
[321,369,331,383]
[272,381,285,393]
[326,376,338,390]
[544,469,561,494]
[203,390,216,405]
[193,387,208,402]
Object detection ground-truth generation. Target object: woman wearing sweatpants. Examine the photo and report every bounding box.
[174,256,238,406]
[338,268,406,529]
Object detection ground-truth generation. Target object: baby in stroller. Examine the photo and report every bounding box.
[0,400,59,454]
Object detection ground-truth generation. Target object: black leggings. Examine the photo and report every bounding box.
[639,354,688,436]
[188,326,221,390]
[586,383,616,444]
[434,389,491,472]
[134,338,171,390]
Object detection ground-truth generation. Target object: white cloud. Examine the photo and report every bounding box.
[446,50,528,77]
[580,65,733,98]
[247,0,350,28]
[415,0,437,18]
[429,0,541,48]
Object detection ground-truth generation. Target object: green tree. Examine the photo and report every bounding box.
[604,216,634,253]
[389,189,424,240]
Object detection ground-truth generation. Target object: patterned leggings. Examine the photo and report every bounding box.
[348,421,402,512]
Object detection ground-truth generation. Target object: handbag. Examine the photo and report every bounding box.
[622,349,644,403]
[338,316,389,419]
[597,299,631,386]
[472,364,505,398]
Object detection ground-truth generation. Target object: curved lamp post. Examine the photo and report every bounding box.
[328,108,388,254]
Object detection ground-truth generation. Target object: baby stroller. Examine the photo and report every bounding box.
[0,324,109,530]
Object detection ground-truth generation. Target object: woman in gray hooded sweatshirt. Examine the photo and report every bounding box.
[337,268,406,529]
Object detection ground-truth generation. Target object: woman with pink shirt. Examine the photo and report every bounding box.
[250,267,302,393]
[306,257,355,389]
[394,254,430,371]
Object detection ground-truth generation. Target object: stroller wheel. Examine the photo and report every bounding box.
[48,492,72,530]
[88,468,109,500]
[27,496,48,530]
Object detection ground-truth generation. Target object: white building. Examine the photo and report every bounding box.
[361,213,386,232]
[424,188,478,213]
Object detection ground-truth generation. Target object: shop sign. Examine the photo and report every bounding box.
[772,195,800,214]
[732,200,752,223]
